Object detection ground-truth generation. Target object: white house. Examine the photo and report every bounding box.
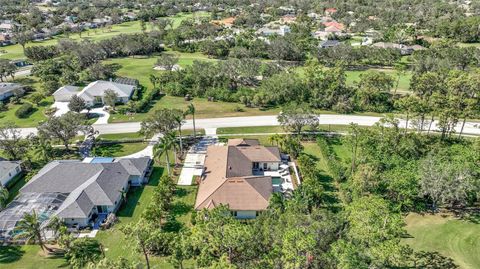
[77,80,136,106]
[0,83,24,101]
[53,85,81,102]
[0,160,22,187]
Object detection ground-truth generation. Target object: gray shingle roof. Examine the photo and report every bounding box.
[77,80,135,101]
[0,161,21,176]
[20,158,150,220]
[0,83,23,95]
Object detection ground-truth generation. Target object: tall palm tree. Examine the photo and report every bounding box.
[0,186,9,210]
[153,132,177,176]
[186,103,196,141]
[15,210,51,253]
[31,136,54,164]
[174,111,186,154]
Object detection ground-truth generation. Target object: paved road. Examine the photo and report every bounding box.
[15,114,480,138]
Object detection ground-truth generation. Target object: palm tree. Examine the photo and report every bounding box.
[31,137,54,164]
[186,103,196,141]
[119,189,128,205]
[0,186,9,210]
[174,111,186,154]
[15,211,51,253]
[46,216,64,241]
[153,132,177,176]
[268,134,283,147]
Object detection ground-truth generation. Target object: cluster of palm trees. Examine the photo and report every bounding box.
[144,104,197,176]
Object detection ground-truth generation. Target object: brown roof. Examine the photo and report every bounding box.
[196,176,273,211]
[195,139,280,211]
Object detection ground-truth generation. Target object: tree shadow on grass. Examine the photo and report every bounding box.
[92,144,124,156]
[0,246,25,264]
[117,167,164,218]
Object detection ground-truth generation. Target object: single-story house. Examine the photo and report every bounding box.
[257,25,291,36]
[0,83,24,101]
[53,85,81,102]
[195,139,282,219]
[76,80,136,106]
[0,157,152,240]
[372,42,424,55]
[0,160,22,187]
[319,40,341,48]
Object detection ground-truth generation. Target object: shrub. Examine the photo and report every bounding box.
[15,102,34,118]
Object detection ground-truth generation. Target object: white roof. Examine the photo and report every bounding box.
[77,80,135,101]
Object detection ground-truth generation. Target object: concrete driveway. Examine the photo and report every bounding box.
[50,102,110,125]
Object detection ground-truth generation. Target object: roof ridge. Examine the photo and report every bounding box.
[195,177,229,210]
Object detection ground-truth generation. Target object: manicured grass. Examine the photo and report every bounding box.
[217,126,284,135]
[109,95,280,123]
[0,245,68,269]
[0,12,210,60]
[92,142,148,157]
[97,132,145,141]
[404,213,480,269]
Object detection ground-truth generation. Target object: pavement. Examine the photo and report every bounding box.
[177,128,219,185]
[50,102,110,124]
[13,114,480,138]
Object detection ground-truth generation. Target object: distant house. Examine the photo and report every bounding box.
[211,17,236,28]
[257,25,291,36]
[0,157,152,241]
[0,160,22,187]
[53,85,81,102]
[195,139,285,219]
[77,80,136,106]
[325,8,338,16]
[372,42,424,55]
[319,40,341,48]
[0,83,24,101]
[323,21,345,31]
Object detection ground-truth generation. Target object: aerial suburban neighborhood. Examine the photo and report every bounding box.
[0,0,479,268]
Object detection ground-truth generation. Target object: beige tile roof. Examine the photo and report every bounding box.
[195,139,280,211]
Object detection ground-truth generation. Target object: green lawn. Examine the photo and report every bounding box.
[404,213,480,269]
[96,132,145,141]
[345,68,412,93]
[216,124,369,135]
[92,142,148,157]
[0,12,210,60]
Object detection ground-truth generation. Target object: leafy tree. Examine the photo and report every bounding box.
[420,154,476,212]
[140,108,181,137]
[278,103,319,135]
[13,30,34,53]
[156,53,179,71]
[103,89,119,109]
[355,71,394,112]
[0,186,9,210]
[0,122,28,160]
[121,220,156,269]
[65,238,103,269]
[14,211,51,253]
[68,95,86,113]
[37,112,88,151]
[28,92,44,106]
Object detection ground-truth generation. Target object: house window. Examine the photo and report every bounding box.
[263,163,268,170]
[232,211,237,217]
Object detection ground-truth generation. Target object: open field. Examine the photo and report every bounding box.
[345,68,412,93]
[404,213,480,269]
[0,12,209,60]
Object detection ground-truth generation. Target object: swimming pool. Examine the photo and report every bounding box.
[272,177,283,186]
